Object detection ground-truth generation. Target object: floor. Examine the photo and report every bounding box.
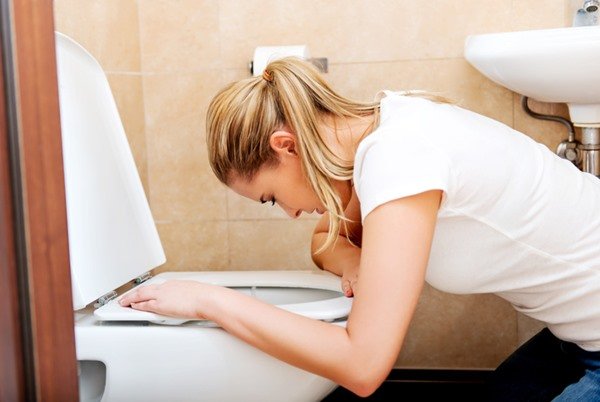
[321,369,492,401]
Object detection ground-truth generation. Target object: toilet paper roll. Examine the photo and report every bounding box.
[252,45,310,76]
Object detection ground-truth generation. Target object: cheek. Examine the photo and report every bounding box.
[301,179,320,205]
[286,160,320,206]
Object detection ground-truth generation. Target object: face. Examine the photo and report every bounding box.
[228,131,326,219]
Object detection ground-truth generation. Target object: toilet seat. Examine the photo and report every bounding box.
[95,270,353,325]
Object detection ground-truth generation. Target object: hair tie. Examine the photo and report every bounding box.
[262,69,273,83]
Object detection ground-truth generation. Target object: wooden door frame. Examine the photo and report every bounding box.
[0,5,26,398]
[0,1,79,400]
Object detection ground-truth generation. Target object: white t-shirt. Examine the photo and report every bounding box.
[353,91,600,351]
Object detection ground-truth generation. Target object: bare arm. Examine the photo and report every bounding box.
[311,187,362,294]
[121,190,441,397]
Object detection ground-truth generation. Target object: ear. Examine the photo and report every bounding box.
[269,130,298,157]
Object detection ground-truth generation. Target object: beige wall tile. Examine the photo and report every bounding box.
[154,221,228,272]
[512,0,567,31]
[144,72,228,221]
[327,59,514,127]
[517,313,547,347]
[53,0,141,72]
[221,68,250,85]
[219,0,514,69]
[229,220,319,270]
[106,74,149,196]
[139,0,220,72]
[396,285,518,369]
[148,142,227,222]
[143,71,222,136]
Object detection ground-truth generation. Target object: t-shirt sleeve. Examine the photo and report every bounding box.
[353,130,451,222]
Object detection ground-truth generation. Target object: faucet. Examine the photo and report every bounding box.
[573,0,599,26]
[584,0,599,12]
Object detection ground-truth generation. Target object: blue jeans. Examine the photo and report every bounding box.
[553,340,600,401]
[489,328,600,401]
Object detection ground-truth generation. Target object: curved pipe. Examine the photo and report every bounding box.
[521,96,575,143]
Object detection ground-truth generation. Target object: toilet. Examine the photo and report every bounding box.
[56,32,352,402]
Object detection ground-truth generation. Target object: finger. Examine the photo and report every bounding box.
[118,293,135,306]
[341,277,356,298]
[347,280,355,297]
[119,291,143,306]
[341,279,352,297]
[119,290,148,306]
[130,300,157,312]
[119,285,156,306]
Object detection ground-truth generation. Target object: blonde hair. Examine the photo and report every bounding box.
[206,57,450,253]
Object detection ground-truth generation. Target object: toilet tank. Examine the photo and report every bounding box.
[55,32,166,310]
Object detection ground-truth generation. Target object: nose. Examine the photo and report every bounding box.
[279,204,301,219]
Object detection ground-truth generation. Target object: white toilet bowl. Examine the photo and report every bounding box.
[77,270,351,402]
[55,32,352,402]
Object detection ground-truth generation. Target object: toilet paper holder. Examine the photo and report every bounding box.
[248,57,328,75]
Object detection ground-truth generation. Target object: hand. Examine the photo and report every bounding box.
[341,264,359,298]
[118,280,216,320]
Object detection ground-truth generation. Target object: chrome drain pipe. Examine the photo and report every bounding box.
[521,95,600,177]
[580,127,600,176]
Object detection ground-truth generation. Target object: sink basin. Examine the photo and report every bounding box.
[464,26,600,126]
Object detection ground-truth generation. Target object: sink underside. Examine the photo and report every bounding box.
[465,26,600,126]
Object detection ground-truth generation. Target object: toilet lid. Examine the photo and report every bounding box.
[56,31,166,311]
[94,270,353,325]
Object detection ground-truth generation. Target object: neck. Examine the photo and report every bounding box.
[319,113,376,162]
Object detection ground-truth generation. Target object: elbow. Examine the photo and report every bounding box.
[350,382,380,398]
[343,363,389,398]
[347,373,386,398]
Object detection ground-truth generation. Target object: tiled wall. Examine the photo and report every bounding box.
[54,0,576,369]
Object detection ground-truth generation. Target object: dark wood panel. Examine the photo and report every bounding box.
[10,0,79,400]
[0,14,26,400]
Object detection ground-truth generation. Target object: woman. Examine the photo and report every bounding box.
[120,57,600,400]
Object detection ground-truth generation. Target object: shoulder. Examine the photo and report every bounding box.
[378,91,451,121]
[354,102,448,179]
[353,129,452,223]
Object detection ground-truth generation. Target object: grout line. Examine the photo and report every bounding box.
[103,71,143,75]
[225,173,232,269]
[216,0,232,268]
[216,0,223,68]
[153,217,321,224]
[136,0,145,73]
[135,0,153,212]
[226,217,232,268]
[328,56,466,65]
[104,57,470,76]
[512,92,516,130]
